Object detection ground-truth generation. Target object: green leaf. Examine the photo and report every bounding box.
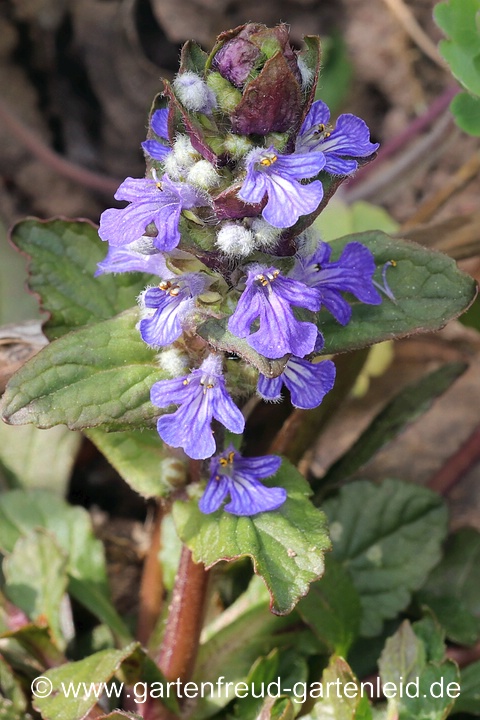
[232,648,306,720]
[417,527,480,645]
[0,422,81,494]
[434,0,480,55]
[0,219,39,325]
[193,577,310,719]
[0,618,65,668]
[451,92,480,136]
[0,697,28,720]
[0,489,131,643]
[1,309,166,432]
[305,656,372,720]
[418,595,480,648]
[379,621,426,686]
[86,428,187,499]
[10,219,148,340]
[323,479,448,636]
[319,232,477,355]
[173,460,330,615]
[3,530,68,649]
[438,41,480,95]
[320,362,467,488]
[297,556,361,656]
[379,620,460,720]
[0,654,29,715]
[434,0,480,96]
[454,660,480,715]
[33,644,138,720]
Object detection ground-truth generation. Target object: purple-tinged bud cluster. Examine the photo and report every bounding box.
[96,23,384,516]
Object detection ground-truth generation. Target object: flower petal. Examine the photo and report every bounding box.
[151,108,169,139]
[98,204,159,247]
[198,475,230,514]
[142,139,171,161]
[283,357,336,409]
[224,477,287,515]
[262,174,323,228]
[257,373,283,400]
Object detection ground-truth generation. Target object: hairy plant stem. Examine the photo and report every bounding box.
[156,544,210,683]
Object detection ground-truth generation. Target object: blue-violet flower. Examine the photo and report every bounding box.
[228,265,321,359]
[296,100,379,175]
[98,174,208,251]
[139,272,208,347]
[199,445,286,515]
[95,238,168,276]
[257,356,336,409]
[142,108,171,161]
[238,146,325,228]
[291,241,382,325]
[151,354,245,460]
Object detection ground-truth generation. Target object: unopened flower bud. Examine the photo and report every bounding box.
[173,72,217,114]
[211,23,317,136]
[158,347,190,376]
[251,218,281,251]
[216,223,255,257]
[187,160,220,190]
[223,133,253,159]
[206,72,242,113]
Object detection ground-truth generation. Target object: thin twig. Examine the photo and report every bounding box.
[402,151,480,229]
[427,422,480,496]
[380,0,447,69]
[344,110,457,203]
[345,85,458,190]
[0,97,120,196]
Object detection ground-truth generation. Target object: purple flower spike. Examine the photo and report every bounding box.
[139,273,208,347]
[199,445,286,516]
[98,174,208,251]
[296,100,379,175]
[142,108,171,161]
[258,356,336,409]
[228,265,321,359]
[95,238,168,276]
[292,241,382,325]
[238,146,325,229]
[151,354,245,460]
